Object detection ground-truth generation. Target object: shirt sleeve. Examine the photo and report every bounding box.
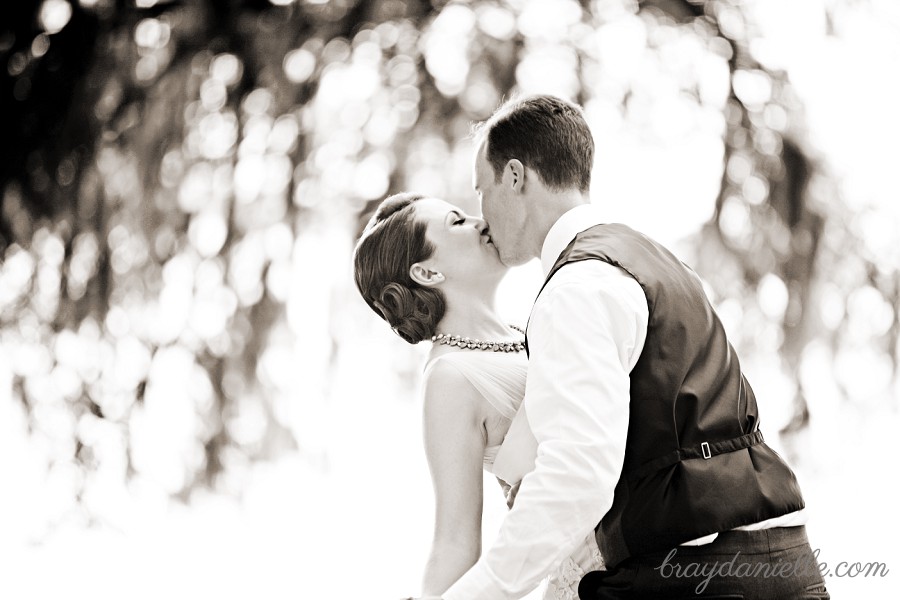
[443,261,649,600]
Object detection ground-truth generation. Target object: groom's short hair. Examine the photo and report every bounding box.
[475,94,594,193]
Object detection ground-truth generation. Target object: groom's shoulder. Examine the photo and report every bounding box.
[580,222,661,248]
[537,259,643,310]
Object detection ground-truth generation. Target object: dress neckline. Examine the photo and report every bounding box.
[425,347,526,370]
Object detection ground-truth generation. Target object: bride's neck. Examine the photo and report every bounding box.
[434,294,515,341]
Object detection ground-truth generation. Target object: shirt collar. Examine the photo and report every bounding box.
[539,203,606,275]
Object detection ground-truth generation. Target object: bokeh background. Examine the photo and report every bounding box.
[1,0,898,598]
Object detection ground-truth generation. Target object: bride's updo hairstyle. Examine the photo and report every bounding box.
[353,192,446,344]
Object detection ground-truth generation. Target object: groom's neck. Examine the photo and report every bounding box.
[528,189,591,258]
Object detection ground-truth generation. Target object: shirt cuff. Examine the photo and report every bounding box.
[442,562,510,600]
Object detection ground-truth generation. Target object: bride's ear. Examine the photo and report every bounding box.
[409,263,445,287]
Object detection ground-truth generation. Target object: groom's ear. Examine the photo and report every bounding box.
[409,263,444,287]
[504,159,526,193]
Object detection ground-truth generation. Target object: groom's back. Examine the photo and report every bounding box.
[541,224,805,567]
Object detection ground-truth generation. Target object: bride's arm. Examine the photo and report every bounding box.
[420,362,487,596]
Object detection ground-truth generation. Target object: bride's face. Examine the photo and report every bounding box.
[412,197,506,285]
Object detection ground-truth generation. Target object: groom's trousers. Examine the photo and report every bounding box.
[578,525,829,599]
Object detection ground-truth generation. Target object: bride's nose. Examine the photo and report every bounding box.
[471,216,487,231]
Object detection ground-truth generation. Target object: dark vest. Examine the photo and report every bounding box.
[532,223,805,568]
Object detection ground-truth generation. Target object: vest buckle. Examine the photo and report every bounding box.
[701,441,711,459]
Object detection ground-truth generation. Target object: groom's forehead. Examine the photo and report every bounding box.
[473,143,489,184]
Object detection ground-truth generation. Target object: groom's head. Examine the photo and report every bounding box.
[473,94,594,266]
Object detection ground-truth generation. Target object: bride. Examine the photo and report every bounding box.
[353,191,603,599]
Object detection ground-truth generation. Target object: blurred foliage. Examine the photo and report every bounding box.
[0,0,897,524]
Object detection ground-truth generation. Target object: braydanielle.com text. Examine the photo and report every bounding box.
[654,548,889,594]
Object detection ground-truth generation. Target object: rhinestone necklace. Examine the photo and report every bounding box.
[431,325,526,353]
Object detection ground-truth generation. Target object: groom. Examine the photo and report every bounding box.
[437,95,828,599]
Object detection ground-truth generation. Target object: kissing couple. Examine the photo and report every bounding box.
[353,95,829,600]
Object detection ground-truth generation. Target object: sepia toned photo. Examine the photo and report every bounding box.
[1,1,897,598]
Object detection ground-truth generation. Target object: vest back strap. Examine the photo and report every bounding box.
[626,430,765,482]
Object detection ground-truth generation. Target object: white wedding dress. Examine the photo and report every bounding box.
[425,351,605,600]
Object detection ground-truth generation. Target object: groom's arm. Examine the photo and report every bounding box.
[443,262,648,600]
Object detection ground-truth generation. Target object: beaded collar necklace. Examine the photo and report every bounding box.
[431,325,526,353]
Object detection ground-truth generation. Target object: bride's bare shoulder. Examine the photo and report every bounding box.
[423,352,470,391]
[422,353,484,413]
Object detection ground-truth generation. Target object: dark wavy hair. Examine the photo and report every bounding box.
[353,192,446,344]
[475,94,594,193]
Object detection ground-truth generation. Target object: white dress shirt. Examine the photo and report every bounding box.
[442,205,804,600]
